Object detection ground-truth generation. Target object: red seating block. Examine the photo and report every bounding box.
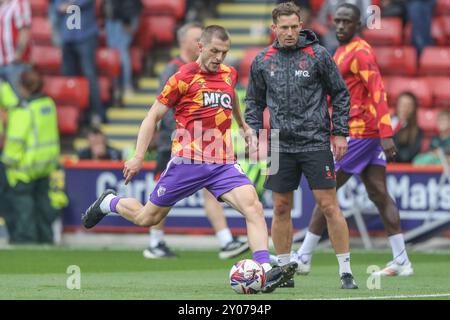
[419,47,450,76]
[96,48,121,78]
[30,0,48,17]
[141,0,186,20]
[30,46,61,75]
[417,108,441,137]
[98,76,112,104]
[43,76,89,110]
[310,0,325,13]
[435,0,450,15]
[423,76,450,108]
[130,47,143,74]
[383,77,432,109]
[57,106,80,135]
[31,17,53,46]
[373,46,417,76]
[133,18,155,50]
[145,16,176,45]
[362,18,403,46]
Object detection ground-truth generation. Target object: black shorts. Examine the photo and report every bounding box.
[264,150,336,192]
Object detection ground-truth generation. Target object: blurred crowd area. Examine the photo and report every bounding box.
[0,0,448,166]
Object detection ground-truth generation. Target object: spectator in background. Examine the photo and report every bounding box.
[277,0,311,6]
[380,0,407,25]
[77,127,122,160]
[56,0,105,126]
[185,0,217,22]
[391,92,424,163]
[0,78,19,243]
[104,0,142,97]
[317,0,371,53]
[2,69,60,244]
[413,109,450,165]
[0,0,31,97]
[407,0,436,56]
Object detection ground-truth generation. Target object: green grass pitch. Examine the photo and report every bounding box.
[1,247,449,300]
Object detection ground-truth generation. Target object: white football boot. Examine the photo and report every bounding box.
[372,260,414,276]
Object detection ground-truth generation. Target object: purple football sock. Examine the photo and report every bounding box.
[110,196,121,213]
[253,250,270,265]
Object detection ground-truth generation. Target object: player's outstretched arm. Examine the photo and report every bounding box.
[123,100,169,184]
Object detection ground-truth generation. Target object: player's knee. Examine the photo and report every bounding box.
[273,200,292,217]
[245,199,264,219]
[317,201,340,219]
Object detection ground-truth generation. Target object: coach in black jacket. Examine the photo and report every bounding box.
[245,2,358,289]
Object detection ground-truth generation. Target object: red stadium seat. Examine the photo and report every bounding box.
[383,76,432,109]
[310,0,325,13]
[419,47,450,76]
[30,46,61,75]
[373,46,417,76]
[362,18,403,46]
[435,0,450,15]
[133,18,155,51]
[130,47,143,75]
[57,106,80,135]
[95,0,102,17]
[417,108,441,137]
[141,0,186,20]
[98,76,112,104]
[43,76,89,110]
[239,47,265,87]
[96,48,121,78]
[31,17,53,46]
[423,77,450,108]
[30,0,48,17]
[440,16,450,45]
[145,16,176,45]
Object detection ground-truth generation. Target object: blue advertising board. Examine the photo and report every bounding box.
[63,161,449,235]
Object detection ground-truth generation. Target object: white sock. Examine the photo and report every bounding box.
[261,263,272,273]
[216,228,233,248]
[99,194,116,214]
[149,228,165,248]
[277,254,291,266]
[389,233,409,265]
[336,253,352,275]
[297,231,321,264]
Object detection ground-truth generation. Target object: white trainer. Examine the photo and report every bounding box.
[372,261,414,276]
[291,252,311,275]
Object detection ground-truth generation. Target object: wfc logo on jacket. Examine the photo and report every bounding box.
[203,92,232,109]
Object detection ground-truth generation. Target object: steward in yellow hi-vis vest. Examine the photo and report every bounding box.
[0,79,20,243]
[2,70,60,244]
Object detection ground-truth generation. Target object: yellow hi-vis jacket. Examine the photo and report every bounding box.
[0,80,19,135]
[2,94,60,187]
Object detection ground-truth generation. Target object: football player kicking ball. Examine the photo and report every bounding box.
[82,25,297,293]
[294,4,413,277]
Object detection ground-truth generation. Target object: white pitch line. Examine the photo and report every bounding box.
[311,293,450,300]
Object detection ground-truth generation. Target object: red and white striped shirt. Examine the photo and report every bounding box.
[0,0,31,66]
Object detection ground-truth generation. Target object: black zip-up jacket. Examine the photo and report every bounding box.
[245,30,350,153]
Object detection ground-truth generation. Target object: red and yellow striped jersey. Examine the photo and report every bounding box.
[157,62,238,163]
[334,36,393,138]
